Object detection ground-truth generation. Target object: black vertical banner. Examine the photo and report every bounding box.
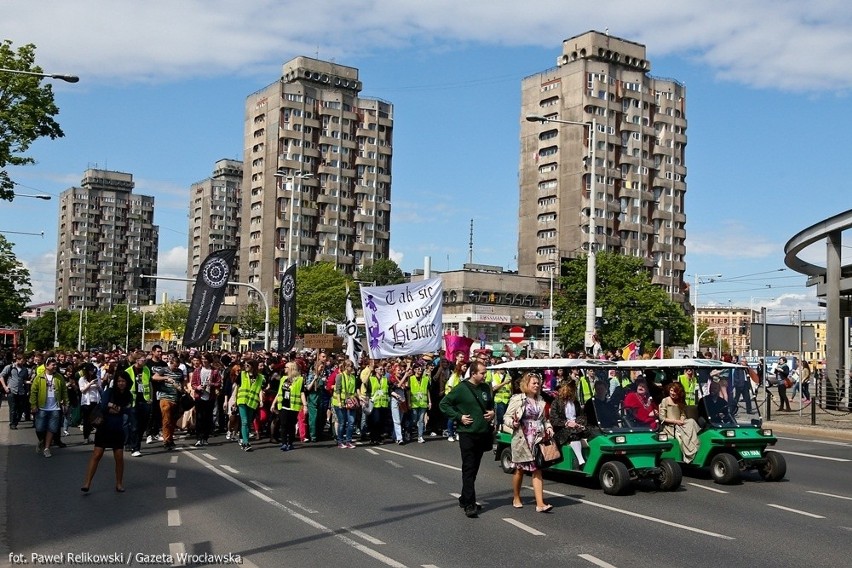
[278,264,297,353]
[183,248,236,348]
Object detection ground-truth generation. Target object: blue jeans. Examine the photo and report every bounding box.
[35,409,62,434]
[411,407,427,439]
[335,406,355,444]
[391,397,408,442]
[494,402,507,434]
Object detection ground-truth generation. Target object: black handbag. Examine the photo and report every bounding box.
[89,404,104,427]
[180,393,195,412]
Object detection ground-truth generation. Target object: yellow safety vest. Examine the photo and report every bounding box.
[276,375,304,411]
[370,376,389,408]
[236,372,264,409]
[410,374,430,408]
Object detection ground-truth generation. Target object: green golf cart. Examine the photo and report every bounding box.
[616,359,786,484]
[490,358,682,496]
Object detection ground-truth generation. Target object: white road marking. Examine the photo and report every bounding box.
[376,447,460,471]
[578,553,618,568]
[166,486,177,499]
[221,465,239,474]
[767,504,826,518]
[687,482,729,494]
[365,448,379,455]
[287,500,318,514]
[540,488,734,540]
[181,450,407,568]
[203,453,218,460]
[170,455,179,464]
[167,469,177,479]
[776,436,851,447]
[502,518,545,536]
[448,492,489,506]
[422,565,441,568]
[346,528,386,545]
[241,559,260,568]
[772,449,850,462]
[167,509,181,527]
[169,542,186,566]
[808,490,852,501]
[250,480,272,491]
[413,474,436,485]
[385,460,404,469]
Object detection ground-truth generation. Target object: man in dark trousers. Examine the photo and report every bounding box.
[439,359,495,518]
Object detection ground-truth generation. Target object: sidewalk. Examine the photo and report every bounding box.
[750,387,852,442]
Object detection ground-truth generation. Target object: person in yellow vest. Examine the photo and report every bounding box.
[491,367,511,433]
[571,369,594,405]
[126,353,152,457]
[272,361,305,451]
[678,367,699,406]
[29,357,68,458]
[233,359,265,452]
[366,362,390,445]
[332,359,359,448]
[409,361,432,443]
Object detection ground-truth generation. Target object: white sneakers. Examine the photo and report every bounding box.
[146,435,153,444]
[195,440,203,447]
[447,435,456,442]
[43,448,52,458]
[225,432,232,440]
[131,450,142,457]
[418,437,425,444]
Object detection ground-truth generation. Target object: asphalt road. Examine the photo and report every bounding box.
[2,415,852,568]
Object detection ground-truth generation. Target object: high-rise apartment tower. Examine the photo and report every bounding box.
[240,56,393,305]
[519,31,687,304]
[55,168,158,310]
[187,159,243,299]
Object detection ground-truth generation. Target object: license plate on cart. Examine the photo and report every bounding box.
[740,449,762,459]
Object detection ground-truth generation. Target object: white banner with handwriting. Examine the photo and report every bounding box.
[359,278,443,358]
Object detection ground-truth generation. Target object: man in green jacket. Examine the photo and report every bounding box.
[439,360,495,518]
[29,357,68,458]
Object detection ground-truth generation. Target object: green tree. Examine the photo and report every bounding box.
[296,262,348,334]
[154,301,189,343]
[0,41,65,201]
[356,259,406,286]
[553,252,692,353]
[238,302,265,338]
[0,235,32,325]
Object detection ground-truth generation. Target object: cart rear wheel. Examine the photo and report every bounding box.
[711,453,740,484]
[599,461,630,495]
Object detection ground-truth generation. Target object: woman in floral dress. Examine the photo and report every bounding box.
[504,372,555,512]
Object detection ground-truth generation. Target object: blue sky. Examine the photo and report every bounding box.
[3,0,850,323]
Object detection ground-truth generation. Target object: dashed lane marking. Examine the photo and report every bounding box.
[376,447,460,471]
[167,469,176,479]
[170,455,179,464]
[686,482,729,494]
[250,480,272,491]
[169,542,186,567]
[578,553,618,567]
[287,500,318,514]
[167,509,181,527]
[221,465,239,474]
[166,486,177,499]
[767,503,826,518]
[413,474,436,485]
[772,449,850,462]
[203,453,218,460]
[502,518,545,536]
[385,460,404,469]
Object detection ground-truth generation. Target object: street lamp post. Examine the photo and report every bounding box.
[273,169,314,268]
[549,262,555,357]
[526,114,597,349]
[53,309,59,348]
[691,273,722,355]
[0,67,79,83]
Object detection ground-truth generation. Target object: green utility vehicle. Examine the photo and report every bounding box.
[490,359,682,496]
[616,359,786,484]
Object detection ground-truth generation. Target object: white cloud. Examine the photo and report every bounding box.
[156,246,189,302]
[21,251,57,304]
[389,248,404,266]
[6,0,852,93]
[687,222,780,259]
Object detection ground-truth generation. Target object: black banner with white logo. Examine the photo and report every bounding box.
[278,264,297,353]
[183,248,236,347]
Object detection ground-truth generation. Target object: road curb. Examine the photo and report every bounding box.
[765,421,852,442]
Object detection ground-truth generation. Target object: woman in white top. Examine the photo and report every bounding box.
[78,363,102,443]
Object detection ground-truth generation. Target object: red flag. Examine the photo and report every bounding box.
[653,346,663,359]
[622,341,638,360]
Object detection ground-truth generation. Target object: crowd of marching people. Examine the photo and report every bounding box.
[0,344,532,459]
